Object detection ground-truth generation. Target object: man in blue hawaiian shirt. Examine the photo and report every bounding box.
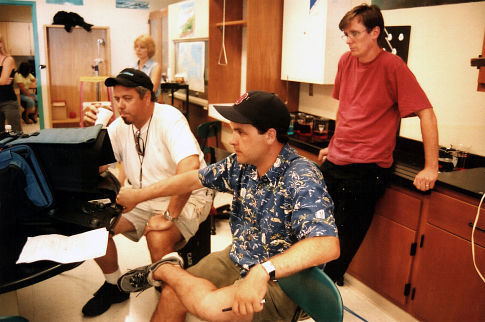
[115,90,340,321]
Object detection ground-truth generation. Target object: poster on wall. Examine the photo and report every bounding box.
[116,0,149,9]
[46,0,83,5]
[372,0,482,10]
[177,1,195,38]
[176,41,205,93]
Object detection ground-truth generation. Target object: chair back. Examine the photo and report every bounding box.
[196,121,222,164]
[278,267,343,322]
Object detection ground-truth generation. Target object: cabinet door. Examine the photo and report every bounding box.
[348,214,417,306]
[281,0,350,84]
[411,223,485,321]
[348,186,423,306]
[7,22,33,56]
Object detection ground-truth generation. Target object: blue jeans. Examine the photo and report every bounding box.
[20,93,37,109]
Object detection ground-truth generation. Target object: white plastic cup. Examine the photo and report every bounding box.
[95,107,113,128]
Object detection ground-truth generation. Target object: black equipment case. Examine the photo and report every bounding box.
[0,125,122,293]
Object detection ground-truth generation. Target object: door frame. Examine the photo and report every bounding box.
[0,0,44,129]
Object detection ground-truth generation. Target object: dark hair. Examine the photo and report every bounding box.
[339,4,385,47]
[134,85,157,102]
[254,124,289,144]
[17,62,32,78]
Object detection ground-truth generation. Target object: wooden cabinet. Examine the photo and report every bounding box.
[410,190,485,321]
[281,0,351,84]
[208,0,299,110]
[348,184,485,321]
[44,25,110,127]
[0,22,34,56]
[348,185,423,306]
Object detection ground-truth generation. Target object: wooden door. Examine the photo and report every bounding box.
[477,31,485,92]
[149,9,168,75]
[45,25,110,126]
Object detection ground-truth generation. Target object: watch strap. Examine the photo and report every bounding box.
[163,210,177,222]
[261,261,276,281]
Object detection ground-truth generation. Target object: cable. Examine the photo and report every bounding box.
[218,0,228,65]
[383,28,395,54]
[471,191,485,283]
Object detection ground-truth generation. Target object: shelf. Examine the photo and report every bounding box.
[79,75,109,83]
[216,20,247,28]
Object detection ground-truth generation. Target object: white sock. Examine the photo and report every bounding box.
[104,269,121,285]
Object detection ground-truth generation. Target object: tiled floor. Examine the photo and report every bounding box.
[0,194,418,322]
[19,116,40,134]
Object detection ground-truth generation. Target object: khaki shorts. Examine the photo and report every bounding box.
[188,246,298,321]
[122,191,212,250]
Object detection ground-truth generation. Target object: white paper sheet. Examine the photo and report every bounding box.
[16,228,109,264]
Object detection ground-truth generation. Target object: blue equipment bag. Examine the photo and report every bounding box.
[0,144,53,208]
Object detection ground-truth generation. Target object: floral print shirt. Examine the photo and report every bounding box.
[198,144,337,275]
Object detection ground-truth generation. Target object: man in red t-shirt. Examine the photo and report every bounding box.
[318,4,439,285]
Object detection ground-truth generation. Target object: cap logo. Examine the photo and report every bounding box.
[121,71,134,76]
[234,92,249,105]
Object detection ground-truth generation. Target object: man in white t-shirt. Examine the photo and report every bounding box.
[81,68,212,317]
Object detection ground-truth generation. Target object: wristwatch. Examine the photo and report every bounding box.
[163,210,178,222]
[261,261,276,281]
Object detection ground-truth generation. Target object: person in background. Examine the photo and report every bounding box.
[81,68,212,317]
[0,32,20,133]
[318,4,439,286]
[115,91,339,321]
[132,34,162,100]
[15,62,38,124]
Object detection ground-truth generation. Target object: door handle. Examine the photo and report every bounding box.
[469,222,485,233]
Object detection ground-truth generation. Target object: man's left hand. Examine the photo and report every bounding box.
[414,167,438,191]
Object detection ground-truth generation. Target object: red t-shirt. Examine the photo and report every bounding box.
[328,50,432,168]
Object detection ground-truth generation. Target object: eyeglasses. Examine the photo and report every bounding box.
[134,130,145,156]
[341,29,368,41]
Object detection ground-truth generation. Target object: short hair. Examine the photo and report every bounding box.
[339,4,385,47]
[254,124,289,144]
[18,62,32,78]
[134,85,157,102]
[134,34,156,58]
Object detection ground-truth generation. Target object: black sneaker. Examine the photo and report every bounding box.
[82,281,130,317]
[118,252,184,293]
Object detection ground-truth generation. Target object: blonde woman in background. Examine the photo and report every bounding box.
[0,32,20,132]
[131,34,162,99]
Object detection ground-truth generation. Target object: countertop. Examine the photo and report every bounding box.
[436,167,485,198]
[289,136,485,200]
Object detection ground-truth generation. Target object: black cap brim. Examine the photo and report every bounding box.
[105,77,140,88]
[214,104,252,124]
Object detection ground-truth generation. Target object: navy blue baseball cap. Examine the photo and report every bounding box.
[214,91,290,130]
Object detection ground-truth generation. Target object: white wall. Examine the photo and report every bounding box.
[298,1,485,157]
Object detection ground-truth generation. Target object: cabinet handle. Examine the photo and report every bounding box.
[468,222,485,233]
